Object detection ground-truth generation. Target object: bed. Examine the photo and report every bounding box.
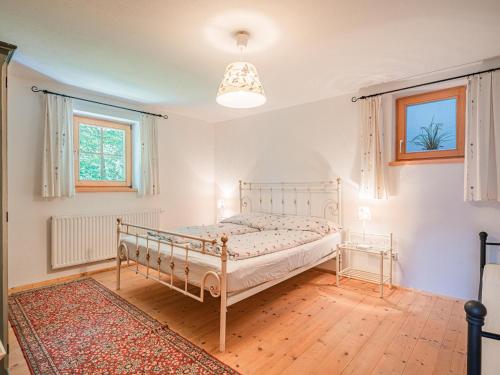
[464,232,500,375]
[116,179,342,352]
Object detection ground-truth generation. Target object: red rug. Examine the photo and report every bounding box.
[9,278,238,375]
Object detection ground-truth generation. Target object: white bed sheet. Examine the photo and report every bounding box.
[120,231,340,294]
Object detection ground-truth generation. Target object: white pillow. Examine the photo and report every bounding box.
[221,212,275,229]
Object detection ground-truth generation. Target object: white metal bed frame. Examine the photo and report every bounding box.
[116,178,342,352]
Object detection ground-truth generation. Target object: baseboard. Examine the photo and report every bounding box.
[8,264,123,294]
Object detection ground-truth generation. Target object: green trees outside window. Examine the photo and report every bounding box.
[78,124,126,182]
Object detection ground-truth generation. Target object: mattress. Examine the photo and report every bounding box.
[120,231,340,294]
[482,264,500,375]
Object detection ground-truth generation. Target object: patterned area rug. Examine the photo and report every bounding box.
[9,278,238,375]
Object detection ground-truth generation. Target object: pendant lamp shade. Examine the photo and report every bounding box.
[216,61,266,109]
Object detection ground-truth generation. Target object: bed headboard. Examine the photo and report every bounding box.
[238,178,342,227]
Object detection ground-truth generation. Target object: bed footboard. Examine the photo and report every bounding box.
[115,218,229,352]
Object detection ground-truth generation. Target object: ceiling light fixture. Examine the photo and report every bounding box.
[216,31,266,109]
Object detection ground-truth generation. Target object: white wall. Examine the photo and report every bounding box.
[214,84,500,300]
[7,64,215,287]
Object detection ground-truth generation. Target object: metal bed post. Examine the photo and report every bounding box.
[379,250,384,298]
[479,231,487,300]
[337,177,342,227]
[389,233,393,288]
[116,218,122,290]
[464,300,486,375]
[219,235,228,352]
[336,245,340,287]
[239,180,243,213]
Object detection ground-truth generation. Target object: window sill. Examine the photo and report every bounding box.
[389,157,464,166]
[76,186,137,193]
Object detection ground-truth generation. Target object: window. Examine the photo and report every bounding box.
[73,115,132,192]
[395,86,465,163]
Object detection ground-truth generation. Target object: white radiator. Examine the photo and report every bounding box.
[51,209,161,269]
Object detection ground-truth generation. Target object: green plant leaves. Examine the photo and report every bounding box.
[410,116,452,151]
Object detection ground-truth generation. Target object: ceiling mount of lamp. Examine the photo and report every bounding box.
[216,30,266,109]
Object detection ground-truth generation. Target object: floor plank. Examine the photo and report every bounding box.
[341,288,418,375]
[402,296,455,374]
[371,293,437,374]
[8,268,467,375]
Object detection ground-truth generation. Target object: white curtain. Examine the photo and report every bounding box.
[464,71,500,201]
[360,96,387,199]
[138,114,160,196]
[42,94,75,198]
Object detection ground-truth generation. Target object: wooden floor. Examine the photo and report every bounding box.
[9,268,467,375]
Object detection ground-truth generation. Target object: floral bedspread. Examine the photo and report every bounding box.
[147,223,258,244]
[173,223,258,239]
[225,229,322,260]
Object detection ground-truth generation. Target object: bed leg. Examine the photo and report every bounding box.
[219,235,228,352]
[116,218,122,291]
[116,255,121,290]
[220,295,227,352]
[336,245,340,287]
[379,250,384,298]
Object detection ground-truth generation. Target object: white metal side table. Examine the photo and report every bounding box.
[336,232,395,298]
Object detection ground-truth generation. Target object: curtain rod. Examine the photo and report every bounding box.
[351,66,500,103]
[31,86,168,119]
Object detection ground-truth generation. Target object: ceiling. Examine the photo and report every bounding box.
[1,0,500,123]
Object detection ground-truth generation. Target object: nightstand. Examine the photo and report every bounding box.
[336,232,395,298]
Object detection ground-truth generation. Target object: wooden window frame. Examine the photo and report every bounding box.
[395,86,466,163]
[73,115,133,192]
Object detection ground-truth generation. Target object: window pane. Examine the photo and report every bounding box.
[102,127,125,156]
[76,118,129,185]
[79,153,101,180]
[103,155,125,181]
[406,98,457,153]
[79,124,101,153]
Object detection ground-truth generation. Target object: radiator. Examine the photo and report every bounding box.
[51,209,161,269]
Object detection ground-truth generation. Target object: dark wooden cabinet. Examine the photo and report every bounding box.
[0,40,16,375]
